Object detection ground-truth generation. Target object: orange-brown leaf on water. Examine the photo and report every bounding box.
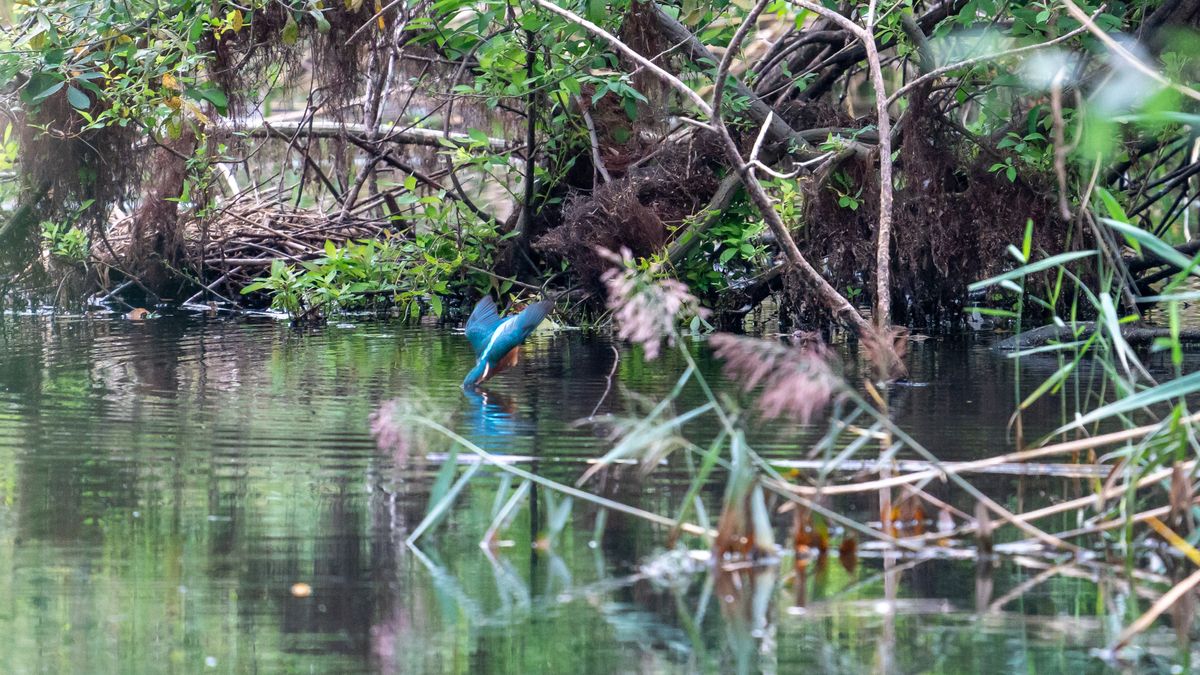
[290,582,312,598]
[838,537,858,573]
[884,498,926,537]
[791,508,829,555]
[127,308,149,320]
[714,495,754,559]
[904,501,926,536]
[792,508,812,551]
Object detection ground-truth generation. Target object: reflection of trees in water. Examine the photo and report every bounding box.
[0,318,454,670]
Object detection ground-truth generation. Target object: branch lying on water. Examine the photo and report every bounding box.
[780,413,1200,497]
[995,322,1200,349]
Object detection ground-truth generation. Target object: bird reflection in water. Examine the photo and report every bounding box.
[460,385,529,453]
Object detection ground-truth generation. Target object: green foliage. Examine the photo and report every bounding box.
[830,171,863,210]
[242,211,505,318]
[975,210,1200,559]
[41,221,89,264]
[988,157,1018,183]
[0,1,254,137]
[39,198,95,264]
[679,194,768,296]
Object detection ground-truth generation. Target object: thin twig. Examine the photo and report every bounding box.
[1060,0,1200,104]
[887,17,1094,105]
[589,345,621,420]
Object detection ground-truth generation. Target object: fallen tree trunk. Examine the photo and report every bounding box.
[995,322,1200,350]
[1123,239,1200,273]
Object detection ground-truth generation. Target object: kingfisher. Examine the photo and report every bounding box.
[462,295,555,389]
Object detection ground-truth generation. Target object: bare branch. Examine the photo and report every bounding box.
[788,0,895,327]
[713,2,871,333]
[241,119,511,151]
[887,17,1094,105]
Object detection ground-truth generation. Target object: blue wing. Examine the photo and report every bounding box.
[465,296,503,357]
[510,299,554,340]
[481,299,555,362]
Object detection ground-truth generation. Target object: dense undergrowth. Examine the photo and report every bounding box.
[0,0,1193,332]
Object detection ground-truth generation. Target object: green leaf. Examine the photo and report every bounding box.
[1057,369,1200,432]
[1102,218,1199,273]
[1094,187,1127,223]
[312,10,331,33]
[186,86,229,114]
[65,86,89,110]
[467,128,488,145]
[282,14,300,45]
[586,0,604,23]
[30,80,65,103]
[963,306,1019,318]
[189,15,206,42]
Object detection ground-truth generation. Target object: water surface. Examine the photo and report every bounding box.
[0,315,1191,673]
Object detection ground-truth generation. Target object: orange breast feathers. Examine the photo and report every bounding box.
[479,347,521,383]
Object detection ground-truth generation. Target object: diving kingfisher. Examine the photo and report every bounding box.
[462,295,555,389]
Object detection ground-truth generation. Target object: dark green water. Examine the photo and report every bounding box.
[0,315,1191,673]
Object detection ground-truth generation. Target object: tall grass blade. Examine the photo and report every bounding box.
[407,461,482,545]
[578,401,715,484]
[427,442,461,515]
[408,416,715,537]
[1057,370,1200,432]
[1102,218,1200,274]
[483,479,531,547]
[968,250,1097,291]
